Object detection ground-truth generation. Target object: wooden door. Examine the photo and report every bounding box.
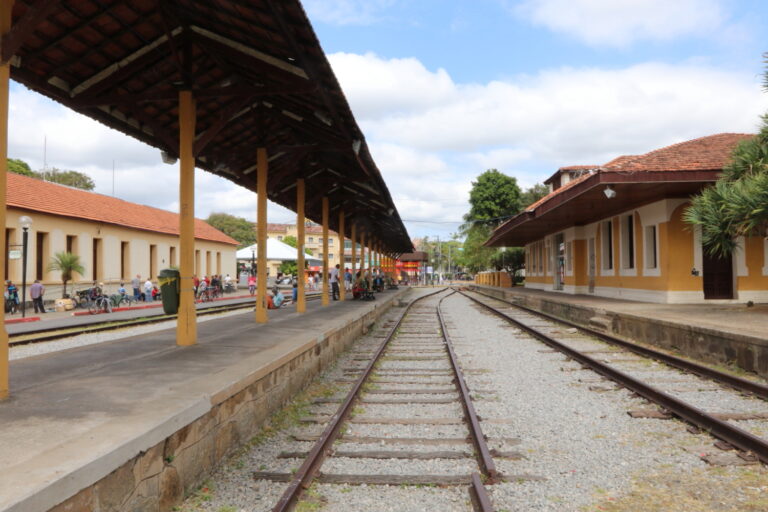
[702,250,733,299]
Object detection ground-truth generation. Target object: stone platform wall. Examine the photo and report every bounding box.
[471,285,768,378]
[49,294,404,512]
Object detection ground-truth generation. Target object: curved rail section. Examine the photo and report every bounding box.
[271,288,497,512]
[470,289,768,400]
[460,290,768,465]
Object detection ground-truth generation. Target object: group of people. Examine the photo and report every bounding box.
[193,274,230,300]
[4,279,46,314]
[130,275,160,302]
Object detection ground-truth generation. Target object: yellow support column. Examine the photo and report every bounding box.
[0,0,12,399]
[176,90,197,346]
[256,148,268,323]
[321,197,329,306]
[296,178,306,313]
[351,224,357,285]
[338,210,345,301]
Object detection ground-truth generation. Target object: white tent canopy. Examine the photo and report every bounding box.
[236,238,322,265]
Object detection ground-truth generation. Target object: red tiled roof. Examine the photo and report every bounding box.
[602,155,638,168]
[559,164,597,171]
[604,133,753,172]
[524,172,593,211]
[267,223,289,233]
[8,173,238,245]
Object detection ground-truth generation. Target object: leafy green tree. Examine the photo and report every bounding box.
[206,213,256,248]
[47,252,85,298]
[685,114,768,256]
[44,168,95,190]
[279,260,298,276]
[464,169,523,226]
[8,158,35,177]
[282,235,297,248]
[521,183,549,208]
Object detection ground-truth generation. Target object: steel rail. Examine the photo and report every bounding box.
[460,290,768,465]
[470,289,768,400]
[469,473,495,512]
[437,291,498,482]
[272,288,451,512]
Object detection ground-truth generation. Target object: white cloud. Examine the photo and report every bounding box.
[513,0,726,47]
[301,0,397,26]
[329,53,458,119]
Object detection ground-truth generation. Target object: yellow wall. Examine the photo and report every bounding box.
[5,208,237,290]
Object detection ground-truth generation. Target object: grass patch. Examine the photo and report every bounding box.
[295,484,326,511]
[588,465,768,511]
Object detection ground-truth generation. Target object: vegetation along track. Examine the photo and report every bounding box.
[9,295,321,347]
[460,288,768,466]
[257,288,502,512]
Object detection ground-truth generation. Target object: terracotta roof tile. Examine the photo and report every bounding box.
[524,172,593,212]
[8,173,238,245]
[605,133,752,172]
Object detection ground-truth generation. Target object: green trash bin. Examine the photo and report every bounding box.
[158,268,180,315]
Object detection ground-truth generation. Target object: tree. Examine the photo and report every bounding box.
[282,235,297,248]
[521,183,549,208]
[45,168,95,190]
[47,252,85,298]
[685,113,768,256]
[6,159,96,190]
[464,169,523,226]
[279,260,298,276]
[206,213,256,248]
[8,158,35,177]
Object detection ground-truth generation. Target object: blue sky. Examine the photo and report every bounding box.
[9,0,768,239]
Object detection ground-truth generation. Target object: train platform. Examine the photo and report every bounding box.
[5,291,322,336]
[470,284,768,377]
[0,286,410,512]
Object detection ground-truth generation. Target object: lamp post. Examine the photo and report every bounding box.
[251,247,255,275]
[19,215,32,318]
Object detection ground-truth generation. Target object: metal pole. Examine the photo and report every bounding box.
[21,227,28,318]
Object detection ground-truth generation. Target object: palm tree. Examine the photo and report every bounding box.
[685,116,768,256]
[47,252,85,298]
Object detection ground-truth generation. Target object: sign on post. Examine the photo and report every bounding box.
[8,250,21,260]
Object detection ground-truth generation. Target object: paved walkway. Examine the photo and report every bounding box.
[475,285,768,341]
[0,287,406,512]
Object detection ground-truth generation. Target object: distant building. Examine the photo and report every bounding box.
[486,133,768,303]
[266,223,366,270]
[5,173,238,292]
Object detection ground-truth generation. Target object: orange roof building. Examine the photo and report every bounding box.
[484,133,768,304]
[5,173,238,289]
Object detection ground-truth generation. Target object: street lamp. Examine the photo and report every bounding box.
[250,247,256,275]
[19,215,32,318]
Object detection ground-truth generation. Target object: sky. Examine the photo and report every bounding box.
[8,0,768,240]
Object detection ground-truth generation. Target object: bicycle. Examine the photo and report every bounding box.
[117,295,136,308]
[88,295,112,315]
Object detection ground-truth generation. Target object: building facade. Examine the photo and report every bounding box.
[487,133,768,304]
[5,173,238,294]
[266,223,366,270]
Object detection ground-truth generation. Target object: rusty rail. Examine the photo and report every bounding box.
[460,290,768,465]
[438,291,498,482]
[272,288,450,512]
[470,288,768,400]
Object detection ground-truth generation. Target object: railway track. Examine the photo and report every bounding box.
[9,294,321,347]
[255,288,504,512]
[460,288,768,466]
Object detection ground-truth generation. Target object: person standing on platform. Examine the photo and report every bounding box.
[248,274,256,296]
[330,264,340,301]
[30,280,45,314]
[144,277,154,302]
[344,268,352,292]
[131,274,141,301]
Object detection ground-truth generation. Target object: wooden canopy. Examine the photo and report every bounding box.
[7,0,412,252]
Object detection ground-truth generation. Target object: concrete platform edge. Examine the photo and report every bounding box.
[471,285,768,377]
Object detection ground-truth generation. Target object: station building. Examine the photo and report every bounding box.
[486,133,768,303]
[4,173,238,291]
[266,223,368,270]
